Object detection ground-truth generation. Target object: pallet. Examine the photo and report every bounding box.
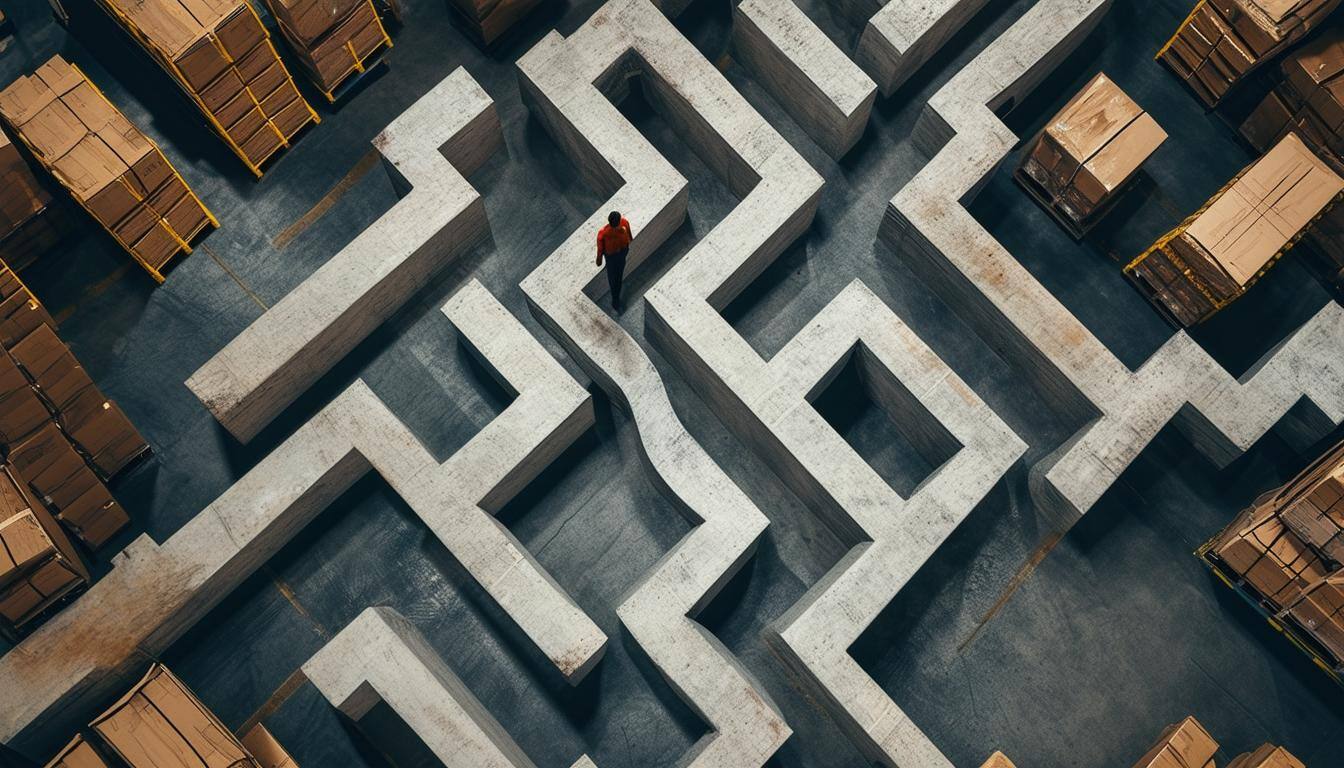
[1197,540,1344,688]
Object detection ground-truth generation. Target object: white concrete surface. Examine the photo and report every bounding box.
[187,68,503,443]
[733,0,876,157]
[882,0,1344,530]
[304,607,598,768]
[516,2,801,764]
[0,279,604,757]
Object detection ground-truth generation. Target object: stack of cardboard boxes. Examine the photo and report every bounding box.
[1016,72,1167,238]
[0,464,89,638]
[1158,0,1340,107]
[1241,28,1344,161]
[262,0,391,100]
[1229,746,1308,768]
[0,129,65,272]
[980,717,1309,767]
[0,56,215,282]
[0,268,145,552]
[95,0,317,176]
[1208,437,1344,669]
[448,0,544,45]
[45,664,299,768]
[1238,29,1344,295]
[1124,133,1343,326]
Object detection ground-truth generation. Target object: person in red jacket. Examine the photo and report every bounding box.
[596,211,633,312]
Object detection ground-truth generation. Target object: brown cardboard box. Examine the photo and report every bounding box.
[1288,582,1344,658]
[45,735,112,768]
[1017,73,1165,236]
[0,509,54,588]
[0,266,53,348]
[1130,716,1218,768]
[93,664,260,768]
[98,1,313,173]
[0,130,53,238]
[1227,744,1307,768]
[1186,134,1343,284]
[1126,133,1343,326]
[1159,0,1340,107]
[9,422,128,549]
[2,56,211,275]
[269,0,363,46]
[0,463,88,630]
[242,724,299,768]
[978,752,1016,768]
[0,345,52,444]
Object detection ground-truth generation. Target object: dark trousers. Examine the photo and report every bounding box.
[604,248,628,306]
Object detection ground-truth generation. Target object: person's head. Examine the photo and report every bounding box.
[608,211,621,227]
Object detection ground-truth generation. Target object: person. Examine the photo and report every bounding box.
[596,211,633,312]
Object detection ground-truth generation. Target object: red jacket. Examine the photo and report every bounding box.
[597,219,632,256]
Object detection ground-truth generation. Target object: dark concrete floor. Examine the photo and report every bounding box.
[1,0,1343,766]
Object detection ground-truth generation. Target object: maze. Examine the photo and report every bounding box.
[6,0,1344,765]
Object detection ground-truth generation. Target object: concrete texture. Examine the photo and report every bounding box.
[881,0,1344,532]
[732,0,876,157]
[186,68,502,443]
[1,0,1343,766]
[0,278,604,758]
[304,607,599,768]
[858,0,994,96]
[516,3,796,764]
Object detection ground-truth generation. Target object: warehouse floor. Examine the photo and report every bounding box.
[2,0,1344,766]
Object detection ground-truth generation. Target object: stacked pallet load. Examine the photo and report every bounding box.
[981,717,1314,767]
[262,0,392,101]
[1124,133,1343,326]
[1229,745,1308,768]
[36,664,301,768]
[45,736,112,768]
[0,464,89,638]
[95,0,318,176]
[1158,0,1340,107]
[1202,437,1344,681]
[0,129,67,272]
[0,270,146,550]
[1239,29,1344,294]
[1016,72,1168,238]
[448,0,544,45]
[0,56,216,282]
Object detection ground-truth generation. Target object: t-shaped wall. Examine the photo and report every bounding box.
[0,266,604,759]
[187,68,502,443]
[881,0,1344,531]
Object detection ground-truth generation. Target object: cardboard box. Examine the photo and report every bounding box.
[1,56,210,275]
[0,130,53,238]
[978,751,1016,768]
[242,724,299,768]
[0,348,51,444]
[0,462,88,630]
[9,422,128,549]
[1018,73,1166,235]
[0,267,52,346]
[1126,133,1343,326]
[45,735,112,768]
[0,508,54,588]
[97,1,313,173]
[1227,744,1307,768]
[92,664,260,768]
[268,0,363,46]
[1130,716,1218,768]
[1159,0,1340,106]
